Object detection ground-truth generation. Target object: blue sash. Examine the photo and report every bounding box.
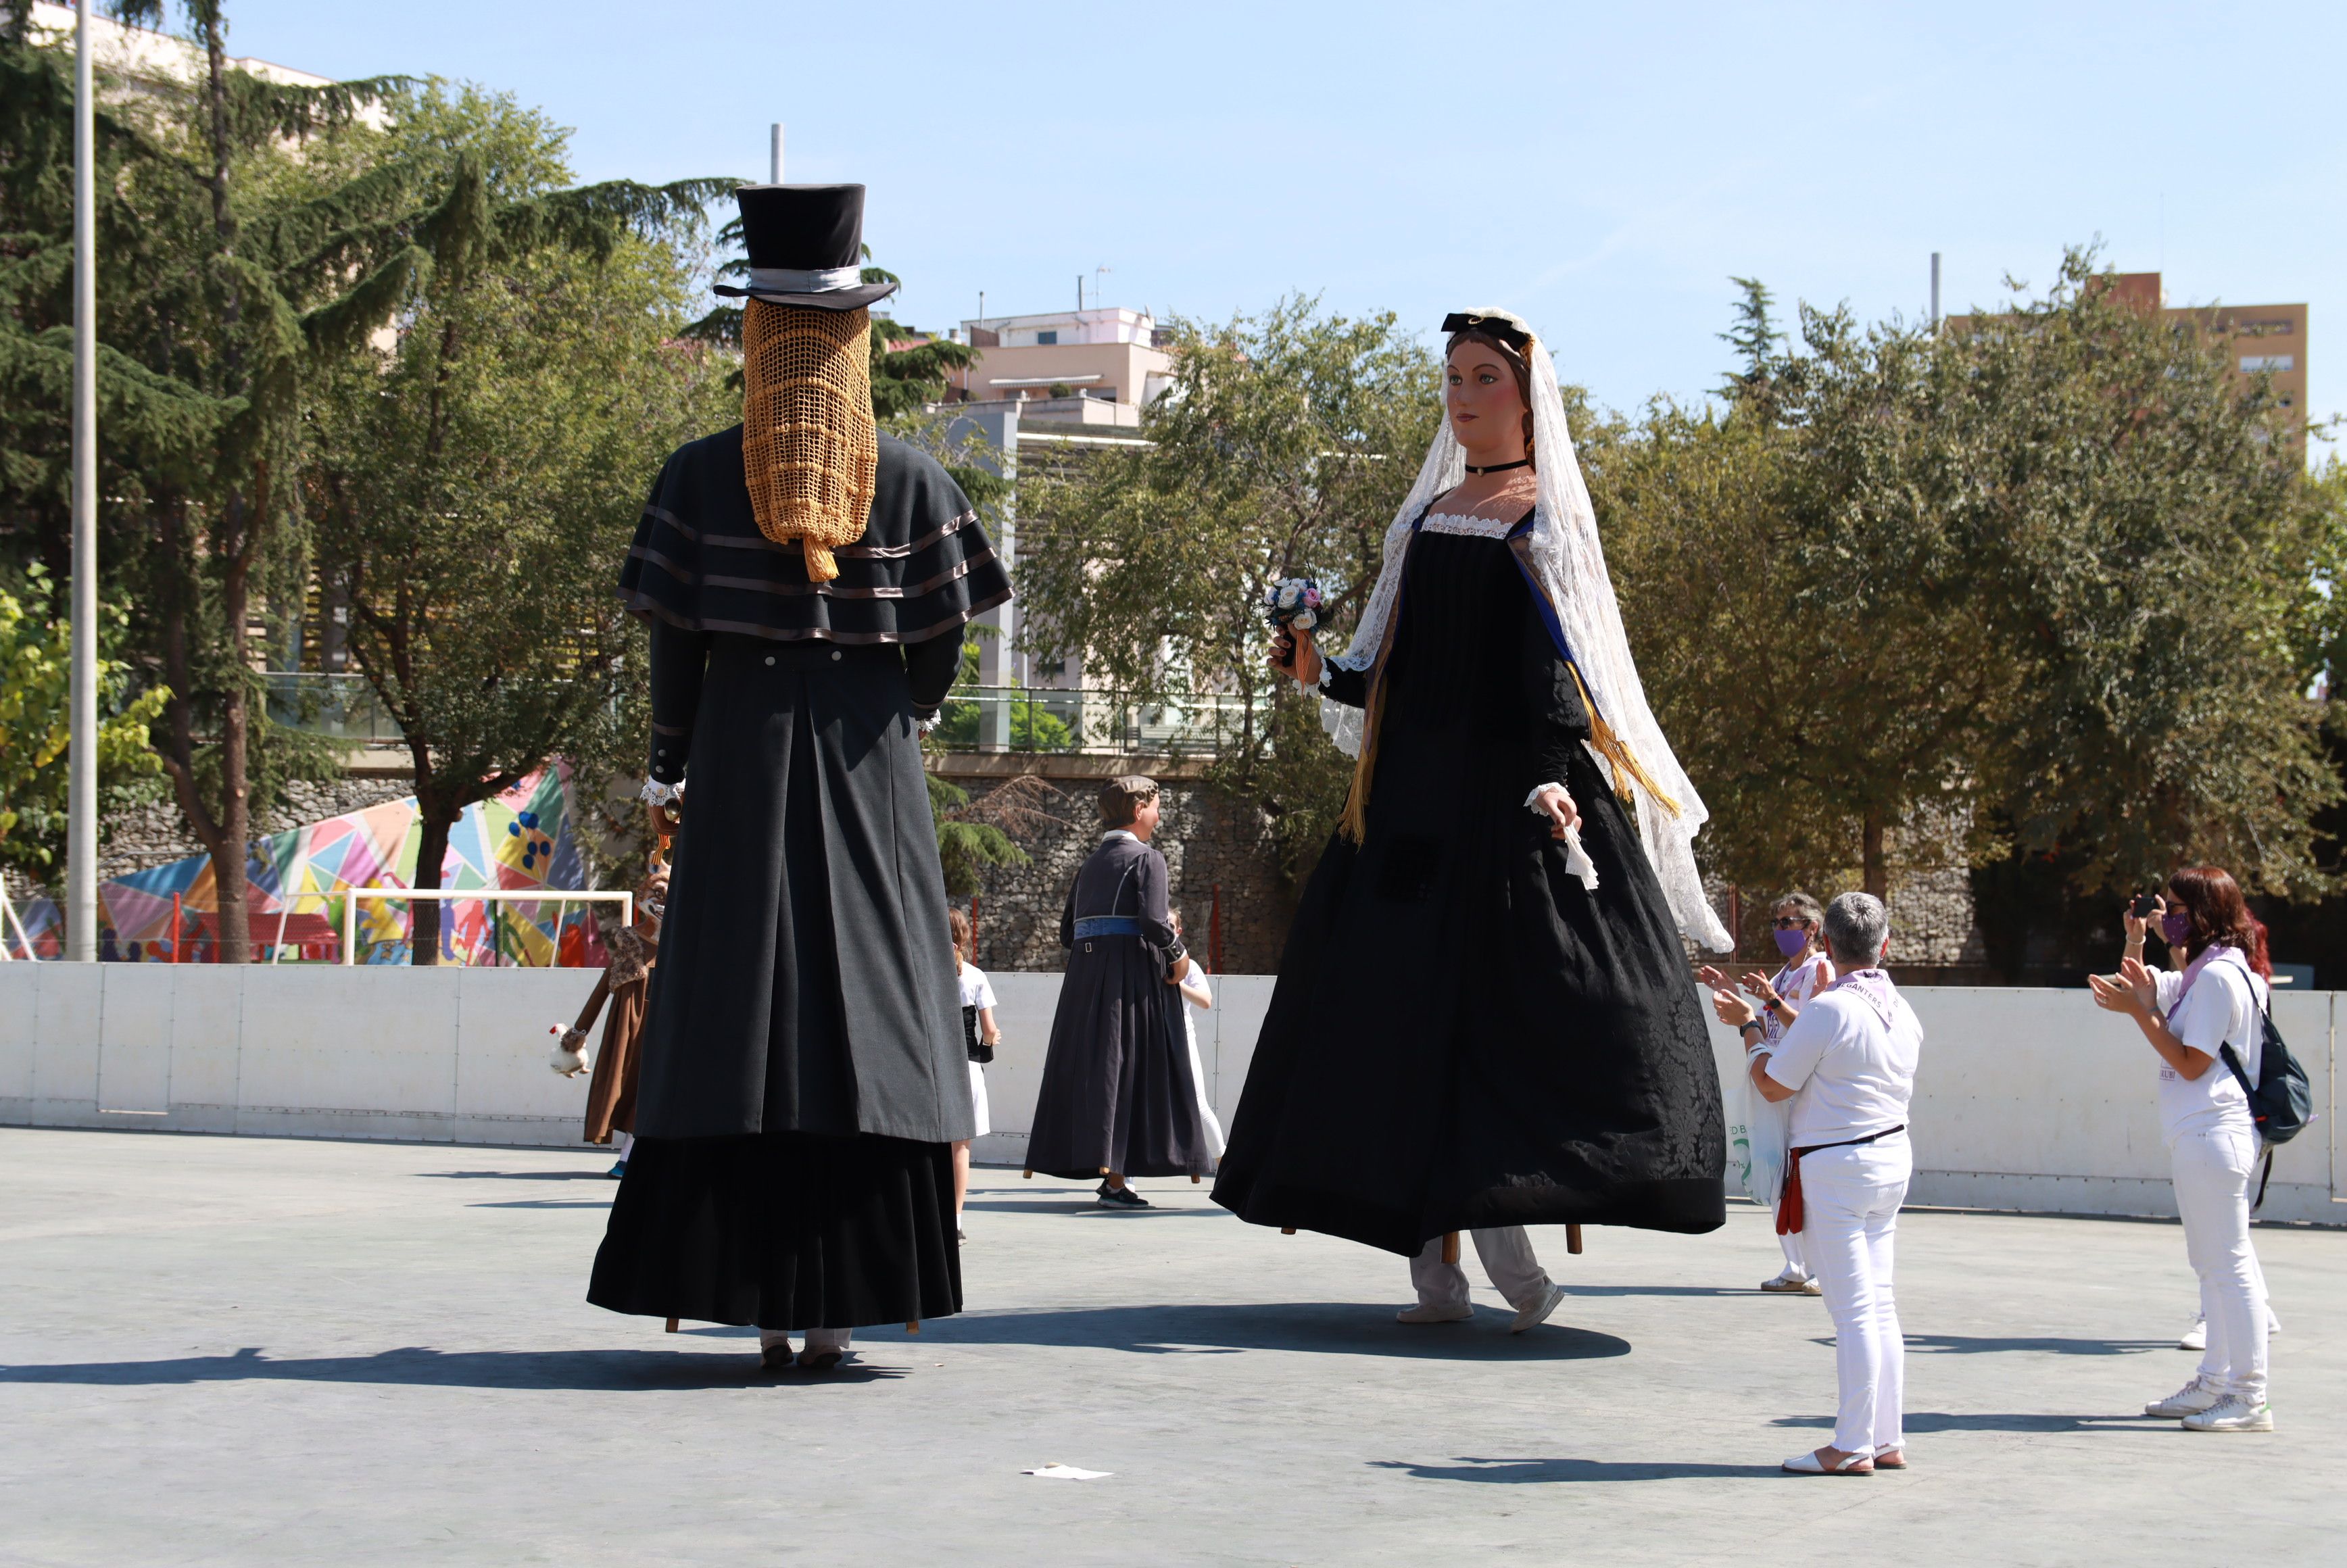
[1072,916,1143,938]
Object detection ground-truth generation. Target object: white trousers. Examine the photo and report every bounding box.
[759,1327,852,1352]
[1801,1137,1910,1457]
[611,1129,634,1161]
[1409,1227,1553,1312]
[2172,1125,2267,1402]
[1777,1229,1809,1275]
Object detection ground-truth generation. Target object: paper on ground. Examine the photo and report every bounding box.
[1023,1463,1113,1480]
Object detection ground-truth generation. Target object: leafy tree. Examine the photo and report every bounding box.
[1603,253,2329,969]
[1016,295,1438,878]
[303,86,731,962]
[0,569,169,884]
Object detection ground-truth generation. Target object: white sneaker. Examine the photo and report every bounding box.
[2177,1314,2206,1352]
[2181,1395,2274,1433]
[1510,1282,1568,1334]
[1760,1268,1822,1296]
[1395,1302,1472,1325]
[2144,1377,2221,1418]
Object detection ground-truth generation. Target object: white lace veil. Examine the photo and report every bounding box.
[1320,316,1731,952]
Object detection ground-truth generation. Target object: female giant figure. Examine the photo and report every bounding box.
[1213,310,1731,1320]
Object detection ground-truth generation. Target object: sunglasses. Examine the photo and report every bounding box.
[1772,916,1814,929]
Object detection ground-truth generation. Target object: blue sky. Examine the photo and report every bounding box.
[216,0,2342,455]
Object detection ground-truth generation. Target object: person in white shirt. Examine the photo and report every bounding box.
[1702,891,1835,1294]
[1717,891,1919,1476]
[948,908,1000,1244]
[2090,866,2277,1434]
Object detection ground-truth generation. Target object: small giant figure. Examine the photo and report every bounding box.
[1026,776,1216,1206]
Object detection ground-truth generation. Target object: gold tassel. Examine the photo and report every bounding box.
[1566,662,1682,818]
[804,540,839,583]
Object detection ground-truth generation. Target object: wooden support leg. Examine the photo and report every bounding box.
[1441,1231,1460,1267]
[906,1321,921,1335]
[1190,1173,1201,1183]
[1280,1227,1297,1235]
[664,1318,679,1333]
[1023,1169,1033,1179]
[1566,1224,1584,1256]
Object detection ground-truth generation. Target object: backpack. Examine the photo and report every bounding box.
[2210,962,2313,1151]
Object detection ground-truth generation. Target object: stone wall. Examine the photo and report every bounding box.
[93,775,416,887]
[936,758,1292,975]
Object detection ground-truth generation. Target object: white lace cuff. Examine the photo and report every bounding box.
[1522,782,1568,811]
[917,713,941,735]
[639,778,683,806]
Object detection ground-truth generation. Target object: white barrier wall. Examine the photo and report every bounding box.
[2,964,2338,1224]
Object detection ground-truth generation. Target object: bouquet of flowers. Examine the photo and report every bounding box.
[1261,577,1326,633]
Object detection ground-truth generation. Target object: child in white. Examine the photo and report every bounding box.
[948,908,998,1240]
[1168,910,1225,1160]
[1704,892,1833,1293]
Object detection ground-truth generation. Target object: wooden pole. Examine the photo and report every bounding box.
[664,1318,679,1333]
[1567,1223,1584,1255]
[1441,1231,1460,1267]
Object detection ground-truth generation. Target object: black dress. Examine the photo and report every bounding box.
[1025,834,1214,1180]
[1211,512,1725,1257]
[588,431,1011,1331]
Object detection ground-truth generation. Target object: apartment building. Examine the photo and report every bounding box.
[944,306,1176,430]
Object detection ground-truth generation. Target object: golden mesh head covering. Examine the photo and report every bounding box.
[742,300,878,583]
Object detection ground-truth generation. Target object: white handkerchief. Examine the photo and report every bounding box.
[1024,1463,1113,1480]
[1560,824,1599,892]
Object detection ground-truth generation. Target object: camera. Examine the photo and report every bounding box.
[2128,892,2157,919]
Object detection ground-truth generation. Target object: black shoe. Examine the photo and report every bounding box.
[758,1344,794,1373]
[1096,1183,1151,1208]
[799,1350,845,1371]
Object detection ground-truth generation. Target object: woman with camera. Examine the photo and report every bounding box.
[2087,866,2276,1434]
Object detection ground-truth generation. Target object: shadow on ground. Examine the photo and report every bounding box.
[419,1171,616,1183]
[1370,1456,1783,1483]
[1771,1411,2160,1434]
[0,1304,1628,1391]
[1798,1335,2171,1356]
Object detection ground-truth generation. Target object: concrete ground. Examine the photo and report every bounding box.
[2,1128,2342,1567]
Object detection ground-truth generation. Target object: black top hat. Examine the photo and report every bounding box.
[712,183,900,312]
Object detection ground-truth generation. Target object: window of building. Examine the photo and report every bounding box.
[1036,330,1059,345]
[2240,354,2294,373]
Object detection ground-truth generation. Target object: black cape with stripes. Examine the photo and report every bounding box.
[619,427,1011,645]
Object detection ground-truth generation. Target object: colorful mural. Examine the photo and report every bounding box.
[1,766,609,966]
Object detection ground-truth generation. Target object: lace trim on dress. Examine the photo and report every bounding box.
[1419,510,1522,539]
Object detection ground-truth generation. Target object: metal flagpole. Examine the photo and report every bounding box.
[769,122,783,184]
[68,0,99,963]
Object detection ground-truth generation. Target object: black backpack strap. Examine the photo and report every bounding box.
[2253,1145,2275,1214]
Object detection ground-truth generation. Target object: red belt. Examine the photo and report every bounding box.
[1775,1125,1906,1235]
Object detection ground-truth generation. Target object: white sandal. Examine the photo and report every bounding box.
[1781,1448,1872,1475]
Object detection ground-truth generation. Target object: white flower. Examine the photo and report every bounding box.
[1278,583,1301,608]
[1293,609,1317,630]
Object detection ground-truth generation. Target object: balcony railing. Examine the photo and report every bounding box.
[264,672,1257,758]
[264,672,402,743]
[932,686,1257,756]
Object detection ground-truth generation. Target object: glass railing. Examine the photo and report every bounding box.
[930,686,1258,756]
[263,672,403,743]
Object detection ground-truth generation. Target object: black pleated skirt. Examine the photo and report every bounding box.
[587,1131,963,1329]
[1025,935,1214,1181]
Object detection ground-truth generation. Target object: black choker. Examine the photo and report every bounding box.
[1463,458,1531,474]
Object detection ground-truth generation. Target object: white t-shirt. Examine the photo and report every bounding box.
[1760,952,1835,1048]
[958,964,997,1012]
[2150,953,2263,1142]
[1763,982,1922,1148]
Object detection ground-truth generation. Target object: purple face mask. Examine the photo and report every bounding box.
[1774,927,1810,959]
[2161,910,2193,946]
